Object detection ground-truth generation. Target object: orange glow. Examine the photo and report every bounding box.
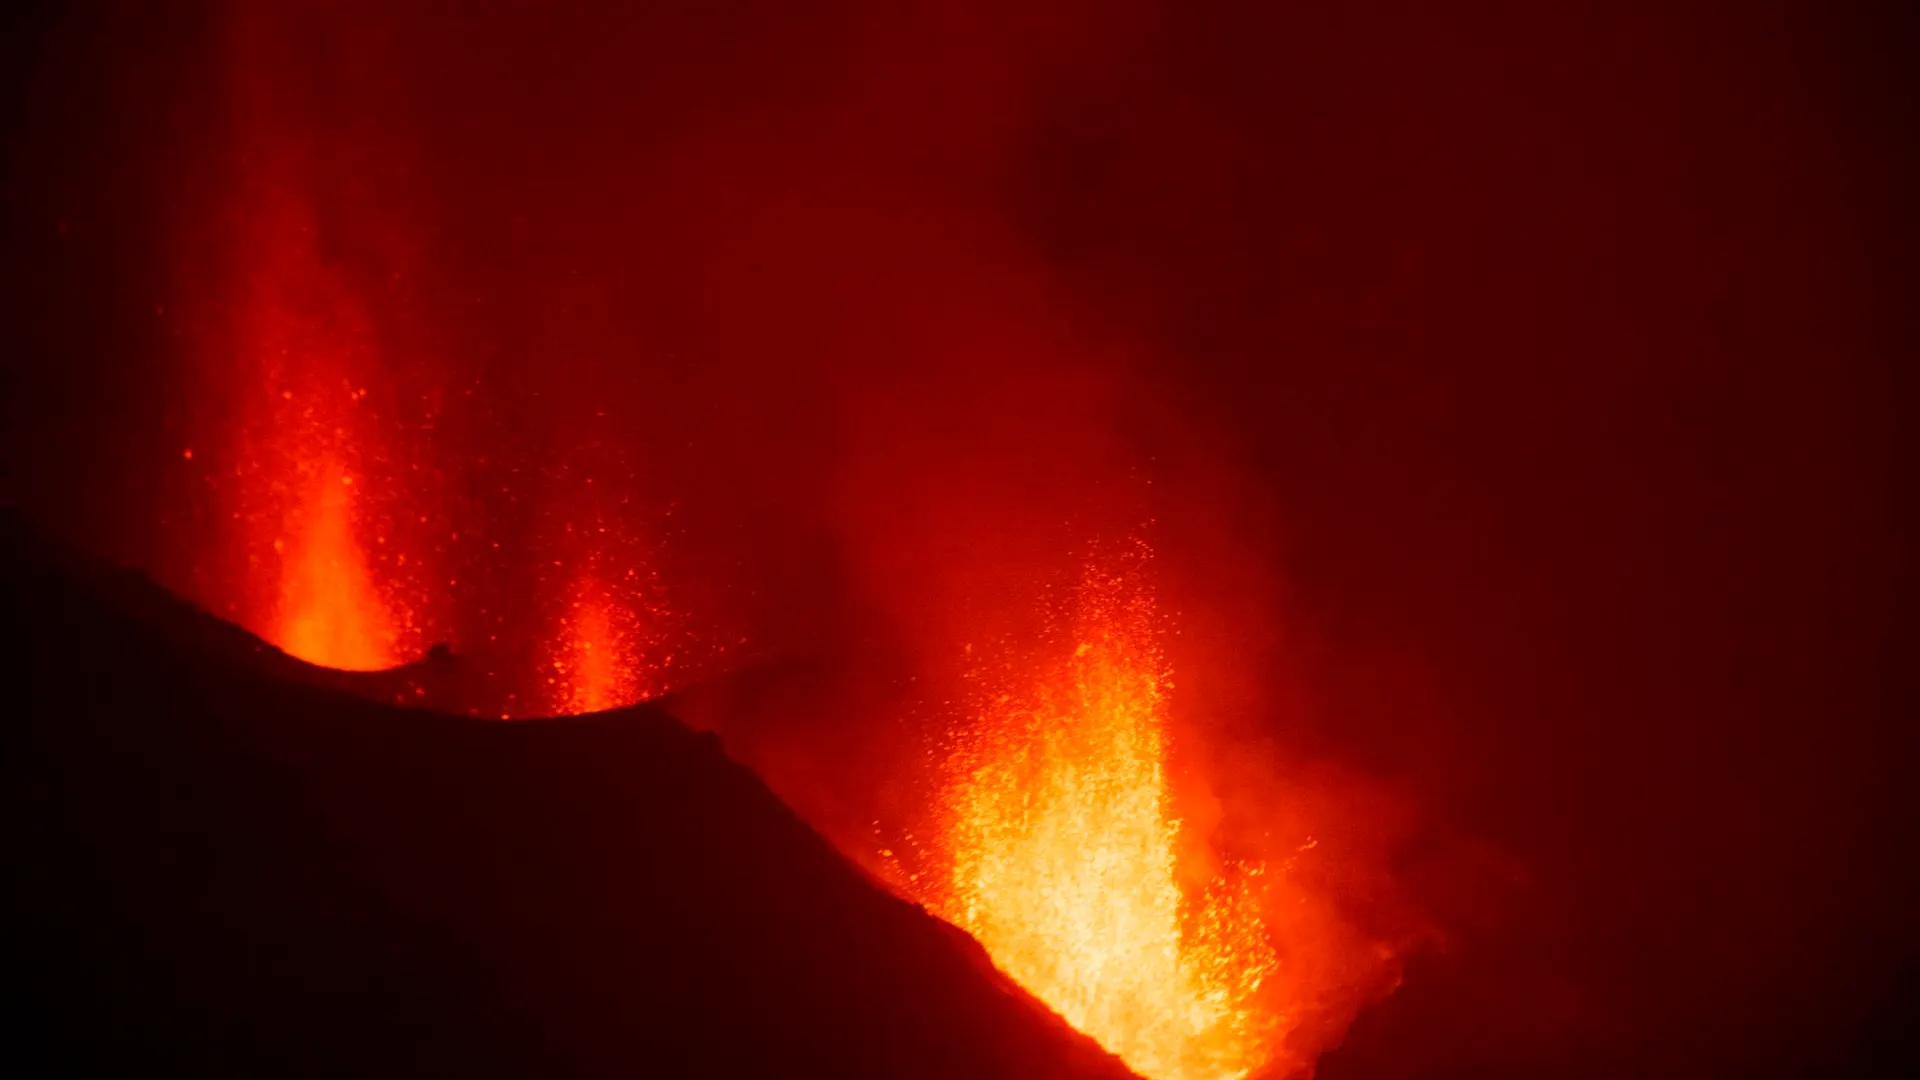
[227,178,409,671]
[276,458,396,670]
[545,575,648,715]
[191,1,431,675]
[931,540,1279,1080]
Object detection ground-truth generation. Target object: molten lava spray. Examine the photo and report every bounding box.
[276,456,394,671]
[934,538,1279,1080]
[232,176,404,671]
[532,464,677,716]
[545,572,650,715]
[189,0,434,673]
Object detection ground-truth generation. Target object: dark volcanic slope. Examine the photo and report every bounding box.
[3,521,1135,1080]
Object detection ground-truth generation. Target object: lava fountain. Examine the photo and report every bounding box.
[544,569,652,715]
[229,175,403,672]
[275,454,394,671]
[931,537,1280,1080]
[532,444,675,716]
[186,0,436,672]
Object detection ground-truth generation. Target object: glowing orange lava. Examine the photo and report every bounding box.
[932,541,1279,1080]
[191,1,427,674]
[276,458,395,670]
[228,182,406,671]
[545,574,648,715]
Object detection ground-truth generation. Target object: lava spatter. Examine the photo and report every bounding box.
[932,539,1279,1080]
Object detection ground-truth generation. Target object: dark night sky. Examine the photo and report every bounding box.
[3,2,1912,1077]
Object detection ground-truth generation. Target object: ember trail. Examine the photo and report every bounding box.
[929,539,1279,1080]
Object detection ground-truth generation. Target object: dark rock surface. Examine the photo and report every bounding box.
[3,518,1136,1080]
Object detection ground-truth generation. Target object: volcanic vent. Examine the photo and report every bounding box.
[136,1,1408,1072]
[8,0,1904,1078]
[927,539,1281,1080]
